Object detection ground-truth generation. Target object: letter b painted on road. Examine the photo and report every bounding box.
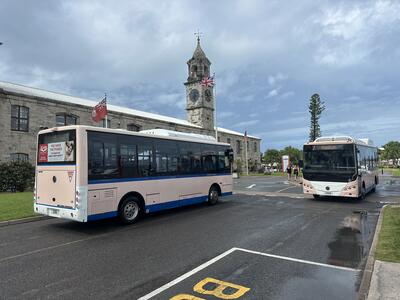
[170,294,205,300]
[193,277,250,299]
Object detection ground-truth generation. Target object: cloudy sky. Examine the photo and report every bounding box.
[1,0,399,150]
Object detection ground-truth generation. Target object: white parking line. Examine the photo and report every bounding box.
[235,247,359,272]
[138,248,237,300]
[276,185,297,193]
[138,247,358,299]
[246,184,256,189]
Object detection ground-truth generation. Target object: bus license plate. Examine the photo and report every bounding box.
[325,191,332,195]
[48,208,59,216]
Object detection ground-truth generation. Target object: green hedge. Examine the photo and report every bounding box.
[0,161,35,192]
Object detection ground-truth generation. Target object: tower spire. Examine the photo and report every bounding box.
[194,29,203,43]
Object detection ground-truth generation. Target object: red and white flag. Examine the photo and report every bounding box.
[201,75,214,87]
[92,97,107,122]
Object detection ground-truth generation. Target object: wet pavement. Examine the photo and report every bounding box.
[150,249,359,299]
[234,175,303,194]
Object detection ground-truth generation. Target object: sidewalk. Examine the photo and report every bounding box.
[362,204,400,300]
[368,260,400,299]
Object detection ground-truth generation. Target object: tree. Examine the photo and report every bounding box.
[280,146,302,165]
[309,93,325,142]
[381,141,400,166]
[263,149,280,164]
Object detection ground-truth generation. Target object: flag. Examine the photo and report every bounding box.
[201,75,214,87]
[92,97,107,122]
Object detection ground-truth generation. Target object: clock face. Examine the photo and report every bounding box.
[190,89,200,102]
[204,89,212,102]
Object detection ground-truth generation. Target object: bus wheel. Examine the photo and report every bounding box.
[119,197,141,224]
[359,186,366,201]
[208,186,219,205]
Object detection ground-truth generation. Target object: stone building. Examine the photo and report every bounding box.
[0,39,261,169]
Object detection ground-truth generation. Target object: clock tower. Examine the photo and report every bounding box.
[185,37,214,133]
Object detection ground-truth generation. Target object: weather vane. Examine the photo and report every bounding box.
[194,29,203,42]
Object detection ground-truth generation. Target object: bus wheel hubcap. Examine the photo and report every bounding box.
[210,190,218,201]
[124,202,138,220]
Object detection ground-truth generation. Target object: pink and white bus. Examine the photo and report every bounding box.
[302,136,379,200]
[34,126,233,223]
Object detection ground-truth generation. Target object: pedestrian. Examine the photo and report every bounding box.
[293,165,299,180]
[286,164,292,180]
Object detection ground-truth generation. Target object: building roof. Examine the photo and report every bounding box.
[0,80,261,140]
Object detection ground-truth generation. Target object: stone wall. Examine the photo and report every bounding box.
[0,90,261,167]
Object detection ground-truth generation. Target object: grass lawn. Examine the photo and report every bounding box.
[383,168,400,177]
[376,206,400,263]
[0,192,36,222]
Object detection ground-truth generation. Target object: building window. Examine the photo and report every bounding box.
[254,142,257,152]
[236,140,241,154]
[218,136,221,142]
[56,113,77,126]
[102,119,111,128]
[10,153,29,162]
[11,105,29,132]
[127,123,141,132]
[227,138,231,144]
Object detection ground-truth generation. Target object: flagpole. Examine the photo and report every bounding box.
[104,93,108,128]
[245,131,249,175]
[214,73,218,140]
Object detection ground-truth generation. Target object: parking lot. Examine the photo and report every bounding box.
[1,176,399,299]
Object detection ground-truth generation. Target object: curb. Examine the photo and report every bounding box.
[0,215,51,228]
[358,204,389,300]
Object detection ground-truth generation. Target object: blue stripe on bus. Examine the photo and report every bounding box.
[145,195,208,213]
[87,211,118,221]
[88,173,231,185]
[86,191,233,221]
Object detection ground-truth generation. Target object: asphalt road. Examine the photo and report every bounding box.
[0,176,398,299]
[233,175,303,195]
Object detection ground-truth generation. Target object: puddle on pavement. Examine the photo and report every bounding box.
[327,211,370,269]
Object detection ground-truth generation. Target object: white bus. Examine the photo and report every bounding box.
[34,126,233,223]
[302,136,379,200]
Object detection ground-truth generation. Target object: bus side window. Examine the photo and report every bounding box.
[120,142,138,178]
[138,143,153,177]
[88,132,119,179]
[178,142,190,174]
[154,139,179,176]
[201,145,217,173]
[191,143,202,174]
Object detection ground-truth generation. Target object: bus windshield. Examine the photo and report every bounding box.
[303,144,355,171]
[37,130,76,164]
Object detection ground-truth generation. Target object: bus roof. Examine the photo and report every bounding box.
[38,125,231,147]
[306,136,375,147]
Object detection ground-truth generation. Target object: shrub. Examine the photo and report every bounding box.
[0,161,35,192]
